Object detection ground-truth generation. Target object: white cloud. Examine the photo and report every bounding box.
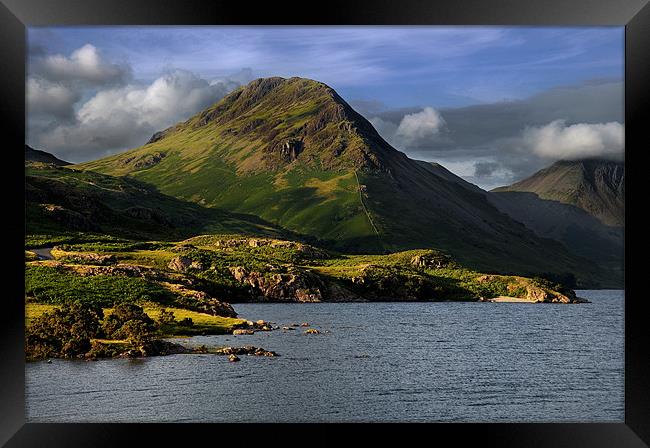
[522,120,624,160]
[37,44,130,85]
[36,69,241,161]
[369,107,447,150]
[395,107,446,147]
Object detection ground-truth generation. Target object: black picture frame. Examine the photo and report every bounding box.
[1,0,648,445]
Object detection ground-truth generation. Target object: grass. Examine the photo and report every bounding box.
[25,303,244,336]
[27,232,568,306]
[74,79,382,252]
[65,77,615,287]
[25,303,56,325]
[26,163,289,248]
[25,264,174,308]
[143,306,245,335]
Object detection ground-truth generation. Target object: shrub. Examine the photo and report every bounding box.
[177,317,194,327]
[114,320,153,344]
[157,308,176,325]
[102,303,156,339]
[25,301,103,360]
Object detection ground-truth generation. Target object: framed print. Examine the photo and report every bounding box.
[1,0,648,445]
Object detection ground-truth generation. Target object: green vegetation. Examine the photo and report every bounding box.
[26,301,104,361]
[26,162,291,245]
[26,303,244,336]
[24,230,580,362]
[25,301,244,361]
[74,76,612,286]
[26,233,579,309]
[25,264,174,308]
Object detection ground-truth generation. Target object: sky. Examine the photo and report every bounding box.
[26,26,624,189]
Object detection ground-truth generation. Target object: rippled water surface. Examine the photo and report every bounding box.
[26,290,624,422]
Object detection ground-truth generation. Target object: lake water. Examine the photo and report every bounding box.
[25,290,624,422]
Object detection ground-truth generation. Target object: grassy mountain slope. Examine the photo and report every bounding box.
[26,162,288,244]
[26,145,71,166]
[78,77,610,286]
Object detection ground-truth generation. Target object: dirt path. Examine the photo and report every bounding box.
[353,170,380,237]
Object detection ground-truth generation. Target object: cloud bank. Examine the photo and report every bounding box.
[522,120,624,161]
[359,79,624,189]
[27,45,246,161]
[39,70,238,159]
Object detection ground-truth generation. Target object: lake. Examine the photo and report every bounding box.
[25,290,624,422]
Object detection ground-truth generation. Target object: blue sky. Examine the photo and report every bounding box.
[27,26,624,188]
[29,26,623,107]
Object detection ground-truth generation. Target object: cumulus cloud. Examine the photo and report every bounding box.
[35,44,130,86]
[35,69,240,160]
[394,107,446,147]
[369,107,447,150]
[522,120,624,160]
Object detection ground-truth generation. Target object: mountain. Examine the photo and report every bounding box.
[488,160,624,285]
[77,77,611,286]
[25,145,71,166]
[492,159,624,227]
[26,162,288,242]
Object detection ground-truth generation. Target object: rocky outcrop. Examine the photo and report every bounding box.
[59,252,117,266]
[229,266,324,302]
[181,236,330,259]
[476,274,588,304]
[147,129,173,144]
[56,262,157,278]
[410,250,454,269]
[277,139,304,162]
[121,152,166,169]
[325,281,364,302]
[168,256,203,272]
[524,284,587,304]
[161,282,237,317]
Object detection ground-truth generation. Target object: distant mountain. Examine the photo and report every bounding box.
[492,159,624,227]
[25,145,71,166]
[77,77,611,286]
[488,160,624,285]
